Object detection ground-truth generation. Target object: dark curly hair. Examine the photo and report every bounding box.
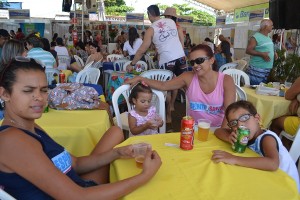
[129,82,153,105]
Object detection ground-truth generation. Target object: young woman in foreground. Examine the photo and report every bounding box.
[0,57,161,199]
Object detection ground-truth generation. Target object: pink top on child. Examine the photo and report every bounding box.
[186,72,225,127]
[129,106,159,136]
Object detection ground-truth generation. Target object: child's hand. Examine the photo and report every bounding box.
[211,150,237,165]
[147,120,159,130]
[228,130,237,145]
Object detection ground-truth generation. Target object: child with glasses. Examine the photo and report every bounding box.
[212,100,299,191]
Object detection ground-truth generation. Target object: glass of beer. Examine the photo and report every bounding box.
[133,142,151,168]
[197,119,211,141]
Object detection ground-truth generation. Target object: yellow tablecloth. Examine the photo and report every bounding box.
[110,133,299,200]
[243,87,290,128]
[36,108,111,157]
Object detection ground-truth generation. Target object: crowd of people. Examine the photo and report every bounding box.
[0,3,299,198]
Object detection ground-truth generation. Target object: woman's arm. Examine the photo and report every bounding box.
[0,128,161,200]
[125,72,193,91]
[285,77,300,100]
[221,75,236,128]
[212,135,279,171]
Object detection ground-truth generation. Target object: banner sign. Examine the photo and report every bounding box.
[70,12,89,20]
[249,9,264,21]
[126,13,144,22]
[9,9,30,19]
[178,16,193,24]
[216,16,226,25]
[234,3,269,22]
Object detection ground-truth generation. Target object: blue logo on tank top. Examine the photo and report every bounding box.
[51,150,72,174]
[190,102,222,114]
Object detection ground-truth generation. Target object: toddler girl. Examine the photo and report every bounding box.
[128,82,163,136]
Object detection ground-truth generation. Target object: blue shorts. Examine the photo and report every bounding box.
[160,56,187,76]
[246,65,271,85]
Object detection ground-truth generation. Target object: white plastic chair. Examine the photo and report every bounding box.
[235,84,247,101]
[218,62,238,72]
[45,68,60,85]
[83,61,94,70]
[112,84,166,136]
[92,60,103,69]
[107,54,124,62]
[0,189,16,200]
[233,59,248,71]
[75,68,100,84]
[74,55,84,68]
[223,68,250,87]
[113,59,130,71]
[140,69,173,82]
[57,55,70,70]
[287,125,300,162]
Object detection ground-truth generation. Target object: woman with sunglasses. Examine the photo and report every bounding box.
[0,57,162,199]
[212,100,299,191]
[125,44,236,128]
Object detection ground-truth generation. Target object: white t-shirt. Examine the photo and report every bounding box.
[123,38,143,56]
[64,32,73,47]
[55,46,70,70]
[151,18,185,66]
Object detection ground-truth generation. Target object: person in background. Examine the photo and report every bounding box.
[15,28,25,41]
[52,32,58,46]
[272,33,286,52]
[128,82,163,136]
[0,29,9,59]
[126,44,236,128]
[26,32,56,68]
[123,27,143,60]
[41,38,58,66]
[116,31,127,50]
[218,35,232,63]
[0,39,27,120]
[246,19,274,85]
[0,39,27,65]
[75,41,88,63]
[184,33,192,49]
[64,26,74,48]
[9,30,16,39]
[270,77,300,149]
[128,5,187,124]
[162,7,184,47]
[226,37,234,60]
[212,100,299,191]
[54,37,70,70]
[141,31,145,40]
[85,42,104,64]
[85,42,91,56]
[0,57,162,199]
[203,37,215,53]
[85,30,93,43]
[95,31,102,49]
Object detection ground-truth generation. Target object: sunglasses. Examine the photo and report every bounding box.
[189,57,209,66]
[227,113,252,128]
[0,56,42,85]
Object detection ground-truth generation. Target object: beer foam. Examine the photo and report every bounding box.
[198,122,210,129]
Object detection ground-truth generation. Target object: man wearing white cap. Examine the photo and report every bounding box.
[128,5,187,123]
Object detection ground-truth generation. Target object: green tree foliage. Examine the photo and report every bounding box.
[104,0,134,16]
[158,3,215,26]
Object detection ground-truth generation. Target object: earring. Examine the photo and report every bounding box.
[0,99,5,108]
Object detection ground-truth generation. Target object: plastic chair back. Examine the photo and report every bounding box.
[223,68,250,87]
[74,55,84,68]
[113,59,130,71]
[83,61,94,70]
[144,54,157,69]
[136,60,148,71]
[112,84,166,135]
[76,68,100,84]
[45,68,60,85]
[92,61,103,69]
[218,62,238,72]
[287,126,300,162]
[233,59,248,71]
[57,55,70,70]
[140,69,173,81]
[107,54,124,62]
[235,84,247,101]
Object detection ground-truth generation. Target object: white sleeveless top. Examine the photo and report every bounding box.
[151,18,185,66]
[248,130,299,191]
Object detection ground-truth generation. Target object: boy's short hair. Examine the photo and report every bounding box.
[225,100,257,121]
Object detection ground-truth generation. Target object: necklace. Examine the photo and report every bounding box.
[5,117,41,137]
